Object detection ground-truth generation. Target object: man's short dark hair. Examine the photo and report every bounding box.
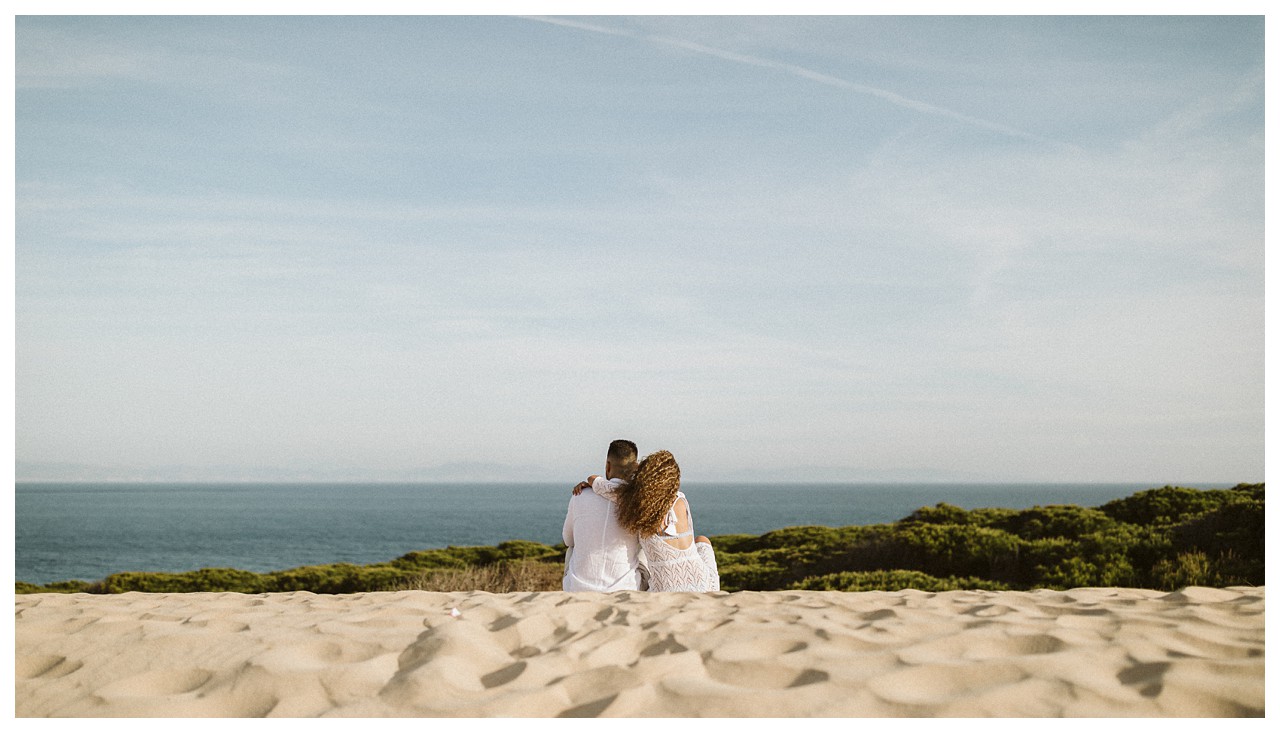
[608,439,638,465]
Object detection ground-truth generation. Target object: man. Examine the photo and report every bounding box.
[562,439,646,591]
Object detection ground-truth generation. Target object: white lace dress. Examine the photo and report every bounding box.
[590,479,720,592]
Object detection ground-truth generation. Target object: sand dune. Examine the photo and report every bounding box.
[15,586,1263,717]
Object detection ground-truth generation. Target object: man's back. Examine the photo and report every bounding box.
[562,488,642,591]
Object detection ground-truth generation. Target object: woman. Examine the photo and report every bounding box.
[611,450,720,592]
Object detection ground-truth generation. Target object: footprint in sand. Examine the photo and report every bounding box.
[95,668,213,698]
[704,636,815,689]
[250,638,386,671]
[16,654,84,680]
[868,661,1027,707]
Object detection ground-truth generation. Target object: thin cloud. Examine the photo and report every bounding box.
[521,15,1064,147]
[513,15,635,37]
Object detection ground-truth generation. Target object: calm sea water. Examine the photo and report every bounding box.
[14,482,1233,584]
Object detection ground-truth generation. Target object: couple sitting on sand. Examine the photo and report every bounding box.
[562,440,720,593]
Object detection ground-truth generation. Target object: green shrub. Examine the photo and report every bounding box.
[715,545,798,591]
[1086,524,1172,587]
[1230,483,1264,501]
[734,525,853,553]
[391,541,561,571]
[1036,553,1137,589]
[1200,549,1258,588]
[1100,486,1245,526]
[38,579,94,594]
[1151,551,1218,589]
[904,503,974,525]
[991,505,1117,540]
[265,563,415,593]
[849,523,1024,580]
[98,567,269,594]
[1168,499,1263,577]
[965,507,1020,527]
[789,569,1010,592]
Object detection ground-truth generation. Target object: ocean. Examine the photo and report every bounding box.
[14,481,1235,585]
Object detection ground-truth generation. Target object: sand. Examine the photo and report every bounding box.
[15,586,1263,717]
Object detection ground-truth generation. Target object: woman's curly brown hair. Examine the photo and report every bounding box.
[615,450,681,536]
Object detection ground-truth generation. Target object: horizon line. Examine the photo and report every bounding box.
[14,478,1255,486]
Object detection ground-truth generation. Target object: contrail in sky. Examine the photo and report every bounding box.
[519,15,1062,146]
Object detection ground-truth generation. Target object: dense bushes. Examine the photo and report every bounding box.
[713,483,1263,592]
[1099,484,1260,525]
[390,540,561,572]
[17,542,568,595]
[16,579,92,594]
[788,567,1008,591]
[97,568,271,594]
[790,570,1010,592]
[17,484,1263,594]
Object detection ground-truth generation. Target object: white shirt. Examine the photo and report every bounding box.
[562,478,643,592]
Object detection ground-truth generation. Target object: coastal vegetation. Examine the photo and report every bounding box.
[16,484,1262,595]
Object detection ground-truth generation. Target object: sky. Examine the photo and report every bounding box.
[12,12,1266,483]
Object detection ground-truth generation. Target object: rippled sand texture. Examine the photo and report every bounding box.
[15,587,1263,717]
